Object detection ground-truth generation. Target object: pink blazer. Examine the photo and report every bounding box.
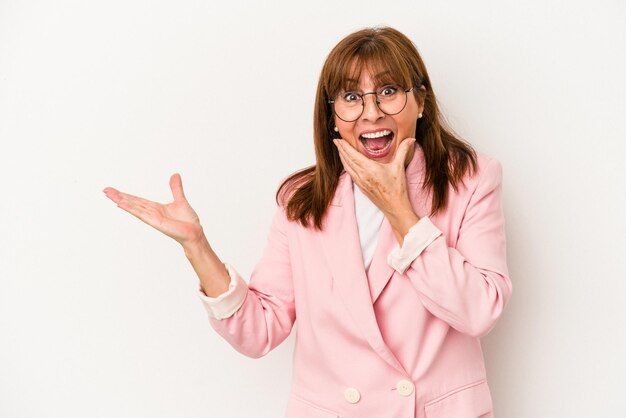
[208,143,512,418]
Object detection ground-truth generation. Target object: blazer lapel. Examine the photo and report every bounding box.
[365,217,396,304]
[318,173,407,376]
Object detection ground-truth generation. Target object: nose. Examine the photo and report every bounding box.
[361,93,384,122]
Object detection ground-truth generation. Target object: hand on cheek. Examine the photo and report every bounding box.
[332,137,417,217]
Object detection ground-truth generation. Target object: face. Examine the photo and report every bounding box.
[333,68,424,166]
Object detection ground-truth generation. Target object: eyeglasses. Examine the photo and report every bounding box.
[328,85,414,122]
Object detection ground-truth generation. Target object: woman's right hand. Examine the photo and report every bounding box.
[103,173,205,249]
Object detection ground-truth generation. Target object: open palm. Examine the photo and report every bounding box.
[103,173,204,247]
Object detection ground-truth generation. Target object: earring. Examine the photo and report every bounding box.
[418,113,423,118]
[334,126,339,132]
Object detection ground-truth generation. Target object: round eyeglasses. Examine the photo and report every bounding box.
[328,85,414,122]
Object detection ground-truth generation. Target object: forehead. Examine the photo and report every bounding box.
[347,64,396,86]
[332,57,409,93]
[346,70,393,88]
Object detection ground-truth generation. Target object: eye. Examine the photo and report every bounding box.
[379,85,398,96]
[342,91,361,103]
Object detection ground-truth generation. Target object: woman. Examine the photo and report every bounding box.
[104,26,511,418]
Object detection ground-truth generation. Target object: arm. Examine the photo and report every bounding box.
[398,158,512,337]
[185,235,231,298]
[198,205,296,358]
[102,174,294,354]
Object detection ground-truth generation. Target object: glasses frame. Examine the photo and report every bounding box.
[328,86,415,122]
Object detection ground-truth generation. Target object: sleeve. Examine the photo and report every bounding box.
[197,263,249,320]
[403,158,512,338]
[205,205,296,358]
[387,216,443,274]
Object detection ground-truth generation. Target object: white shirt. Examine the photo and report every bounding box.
[353,182,385,271]
[198,184,442,320]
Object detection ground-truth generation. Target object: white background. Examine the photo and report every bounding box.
[1,0,625,417]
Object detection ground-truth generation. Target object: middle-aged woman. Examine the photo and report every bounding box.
[104,26,512,418]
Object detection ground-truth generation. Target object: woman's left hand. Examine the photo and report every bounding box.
[333,137,417,219]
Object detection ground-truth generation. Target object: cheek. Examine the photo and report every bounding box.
[399,118,416,133]
[345,137,360,149]
[396,97,421,129]
[336,122,360,148]
[395,112,419,134]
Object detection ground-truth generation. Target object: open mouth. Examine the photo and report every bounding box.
[359,130,394,155]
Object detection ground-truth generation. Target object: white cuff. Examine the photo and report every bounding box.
[387,216,443,274]
[197,263,248,320]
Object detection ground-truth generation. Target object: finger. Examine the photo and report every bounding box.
[334,138,370,169]
[118,195,157,221]
[103,187,150,206]
[115,191,155,208]
[117,198,157,227]
[170,173,187,202]
[338,151,377,201]
[338,153,359,183]
[119,195,151,211]
[122,195,172,229]
[335,141,360,178]
[103,187,121,202]
[336,146,363,186]
[335,139,384,187]
[393,137,417,166]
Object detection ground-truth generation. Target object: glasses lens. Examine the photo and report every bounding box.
[377,85,408,116]
[333,91,363,122]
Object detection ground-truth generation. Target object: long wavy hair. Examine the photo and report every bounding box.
[276,26,478,230]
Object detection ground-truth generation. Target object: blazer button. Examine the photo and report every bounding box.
[396,379,414,396]
[344,387,361,404]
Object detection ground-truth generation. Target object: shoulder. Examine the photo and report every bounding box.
[443,152,503,208]
[477,152,503,182]
[458,152,504,207]
[464,152,503,192]
[440,152,505,222]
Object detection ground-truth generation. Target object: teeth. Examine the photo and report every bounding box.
[361,130,391,139]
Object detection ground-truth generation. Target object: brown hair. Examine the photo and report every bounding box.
[276,26,478,230]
